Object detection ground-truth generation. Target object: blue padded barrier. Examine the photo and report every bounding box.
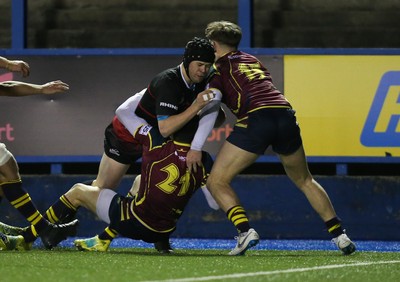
[0,174,398,241]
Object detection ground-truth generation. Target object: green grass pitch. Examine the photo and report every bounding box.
[1,247,400,282]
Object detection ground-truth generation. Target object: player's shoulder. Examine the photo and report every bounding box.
[154,66,182,84]
[157,65,180,79]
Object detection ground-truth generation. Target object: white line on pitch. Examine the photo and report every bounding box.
[141,260,400,282]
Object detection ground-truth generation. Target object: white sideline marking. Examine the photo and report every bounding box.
[142,260,400,282]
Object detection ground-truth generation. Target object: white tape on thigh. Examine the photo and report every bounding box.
[96,189,117,224]
[0,143,12,166]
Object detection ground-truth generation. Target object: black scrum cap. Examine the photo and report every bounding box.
[182,37,215,73]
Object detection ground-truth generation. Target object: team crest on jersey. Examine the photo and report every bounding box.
[139,124,152,136]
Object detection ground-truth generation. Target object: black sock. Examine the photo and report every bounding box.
[45,195,78,223]
[22,194,78,242]
[98,227,118,241]
[1,181,49,235]
[325,217,344,237]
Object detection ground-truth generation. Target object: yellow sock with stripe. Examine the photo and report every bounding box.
[226,205,251,233]
[325,217,344,237]
[1,180,49,235]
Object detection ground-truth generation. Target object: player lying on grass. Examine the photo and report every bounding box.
[0,82,224,251]
[1,122,217,252]
[70,87,220,253]
[0,170,218,252]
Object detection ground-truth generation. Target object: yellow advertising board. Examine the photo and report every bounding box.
[284,55,400,157]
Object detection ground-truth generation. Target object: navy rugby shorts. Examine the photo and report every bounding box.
[108,194,172,243]
[227,108,302,155]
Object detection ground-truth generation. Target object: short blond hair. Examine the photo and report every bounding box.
[205,21,242,49]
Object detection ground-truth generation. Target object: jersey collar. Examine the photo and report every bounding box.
[179,63,193,89]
